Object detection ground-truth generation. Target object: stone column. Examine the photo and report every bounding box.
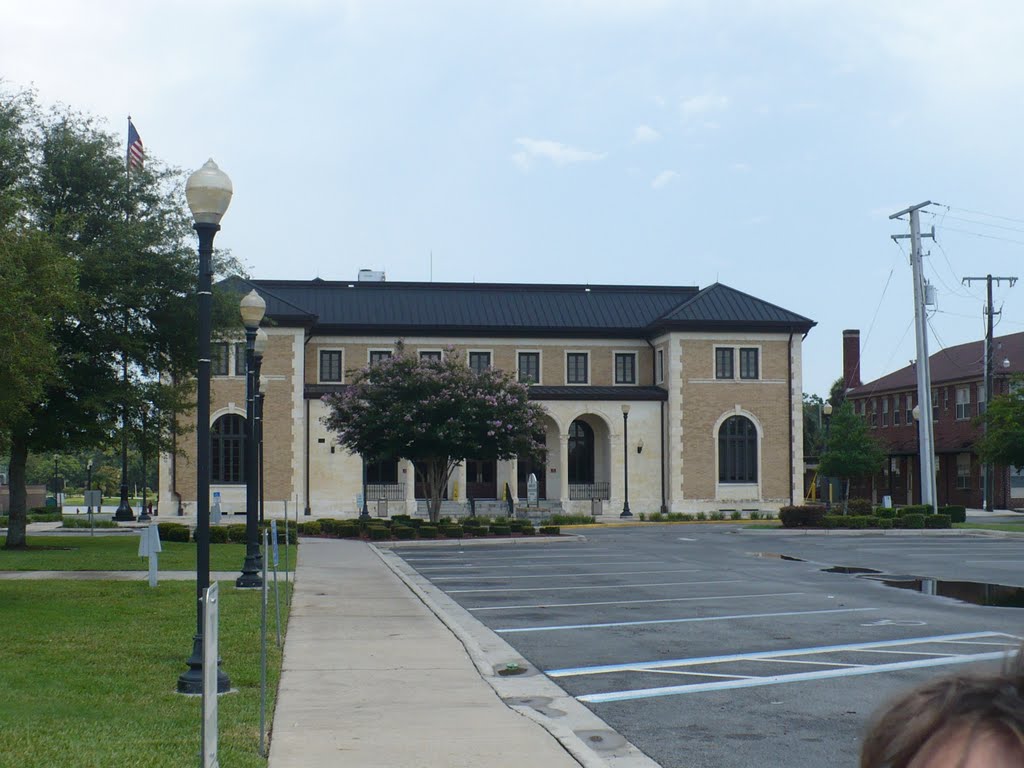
[402,459,416,515]
[559,433,570,504]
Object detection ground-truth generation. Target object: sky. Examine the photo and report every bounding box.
[5,0,1024,398]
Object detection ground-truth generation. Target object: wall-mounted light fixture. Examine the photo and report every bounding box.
[637,438,644,454]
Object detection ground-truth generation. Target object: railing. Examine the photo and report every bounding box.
[569,482,610,500]
[366,483,405,501]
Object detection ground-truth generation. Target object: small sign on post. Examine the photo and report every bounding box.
[202,581,220,768]
[137,523,162,587]
[211,492,222,525]
[527,473,539,505]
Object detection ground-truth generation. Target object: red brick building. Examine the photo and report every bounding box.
[843,329,1024,509]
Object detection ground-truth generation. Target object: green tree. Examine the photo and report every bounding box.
[818,401,886,512]
[975,382,1024,470]
[1,88,240,549]
[803,392,824,458]
[322,344,547,522]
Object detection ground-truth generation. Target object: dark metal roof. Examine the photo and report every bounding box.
[222,277,814,336]
[306,383,668,402]
[849,330,1024,396]
[656,283,815,331]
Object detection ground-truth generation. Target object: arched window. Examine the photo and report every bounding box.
[567,420,595,484]
[212,414,245,484]
[719,415,757,484]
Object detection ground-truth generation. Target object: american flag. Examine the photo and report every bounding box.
[127,119,144,170]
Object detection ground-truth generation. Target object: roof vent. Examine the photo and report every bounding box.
[358,269,386,282]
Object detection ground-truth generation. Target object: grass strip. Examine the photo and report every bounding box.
[0,535,294,572]
[0,579,290,767]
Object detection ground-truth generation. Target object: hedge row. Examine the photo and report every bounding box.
[153,521,299,544]
[823,514,952,530]
[297,517,558,540]
[782,505,957,529]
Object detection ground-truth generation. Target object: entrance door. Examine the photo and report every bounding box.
[466,459,497,499]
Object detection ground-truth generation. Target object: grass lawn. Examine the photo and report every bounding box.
[0,536,295,572]
[0,579,290,767]
[955,522,1024,533]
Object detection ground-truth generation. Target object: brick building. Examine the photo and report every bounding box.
[160,275,814,518]
[844,329,1024,509]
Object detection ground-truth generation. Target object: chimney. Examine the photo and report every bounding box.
[843,329,862,390]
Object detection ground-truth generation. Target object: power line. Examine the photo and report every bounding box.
[932,224,1024,248]
[945,204,1024,228]
[926,209,1024,236]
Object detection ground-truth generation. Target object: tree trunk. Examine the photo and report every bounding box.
[4,430,30,549]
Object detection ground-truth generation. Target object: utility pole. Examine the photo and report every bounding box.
[891,202,937,514]
[962,274,1017,511]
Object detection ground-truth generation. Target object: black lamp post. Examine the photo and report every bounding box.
[237,290,266,589]
[178,158,233,695]
[257,367,267,526]
[139,403,151,521]
[620,404,632,518]
[360,455,371,520]
[912,405,921,506]
[113,355,135,521]
[86,459,93,515]
[822,403,833,511]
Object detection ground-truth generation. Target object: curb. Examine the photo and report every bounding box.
[371,545,662,768]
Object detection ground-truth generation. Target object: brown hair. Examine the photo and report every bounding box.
[860,650,1024,767]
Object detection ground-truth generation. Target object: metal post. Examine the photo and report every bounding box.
[620,406,632,517]
[360,455,370,520]
[823,412,832,511]
[178,221,230,695]
[237,327,262,589]
[139,405,151,521]
[257,389,265,526]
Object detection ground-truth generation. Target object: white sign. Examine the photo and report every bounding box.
[137,524,162,587]
[202,582,220,768]
[527,473,539,505]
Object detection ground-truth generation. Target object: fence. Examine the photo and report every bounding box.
[366,483,405,501]
[568,482,610,501]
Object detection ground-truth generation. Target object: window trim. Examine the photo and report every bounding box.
[367,348,394,365]
[881,397,889,427]
[613,351,638,385]
[955,385,971,421]
[233,341,247,377]
[211,412,246,484]
[656,348,665,384]
[467,349,493,375]
[417,349,443,363]
[739,347,760,380]
[318,348,344,384]
[714,347,735,380]
[718,414,758,484]
[516,349,542,385]
[565,351,590,385]
[211,342,231,377]
[956,453,971,490]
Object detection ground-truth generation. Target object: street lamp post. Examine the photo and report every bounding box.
[912,405,921,506]
[258,369,267,526]
[822,403,833,511]
[620,404,632,518]
[178,159,233,695]
[360,456,371,521]
[139,404,151,521]
[237,290,266,589]
[86,459,93,515]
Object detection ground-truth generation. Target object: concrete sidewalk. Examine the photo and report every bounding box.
[268,538,586,768]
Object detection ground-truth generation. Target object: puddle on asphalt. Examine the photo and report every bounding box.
[751,552,806,562]
[822,566,881,575]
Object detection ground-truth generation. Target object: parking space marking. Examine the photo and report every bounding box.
[547,632,1013,677]
[495,607,877,634]
[447,578,744,594]
[432,568,700,582]
[468,591,806,612]
[400,552,629,562]
[415,560,648,571]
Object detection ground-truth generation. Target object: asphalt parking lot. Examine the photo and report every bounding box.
[390,526,1024,768]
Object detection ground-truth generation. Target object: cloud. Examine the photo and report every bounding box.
[681,92,729,118]
[633,124,661,143]
[651,170,679,190]
[512,138,606,169]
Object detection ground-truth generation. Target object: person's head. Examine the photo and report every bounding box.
[861,651,1024,768]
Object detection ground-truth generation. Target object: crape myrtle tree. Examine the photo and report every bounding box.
[322,344,547,523]
[975,377,1024,471]
[0,87,240,549]
[818,400,887,513]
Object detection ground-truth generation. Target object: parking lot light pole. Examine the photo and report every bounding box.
[237,290,266,590]
[178,159,233,696]
[620,404,632,518]
[822,403,833,511]
[86,459,93,515]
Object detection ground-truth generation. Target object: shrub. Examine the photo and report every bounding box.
[298,521,322,536]
[520,523,536,536]
[709,511,726,521]
[695,512,708,521]
[337,524,359,538]
[158,522,191,543]
[318,519,340,535]
[491,524,511,536]
[875,508,897,520]
[226,524,248,543]
[779,505,826,528]
[846,499,873,516]
[474,525,489,536]
[259,520,296,542]
[647,512,664,522]
[208,526,229,544]
[546,514,595,525]
[749,511,762,520]
[940,505,967,524]
[390,514,412,524]
[61,518,119,529]
[823,515,845,529]
[406,518,423,529]
[538,525,561,535]
[730,511,743,521]
[899,513,926,529]
[443,525,464,539]
[680,513,695,521]
[462,517,481,528]
[418,525,438,539]
[367,526,391,541]
[638,512,646,521]
[925,514,952,529]
[393,525,415,540]
[898,504,931,516]
[878,518,894,529]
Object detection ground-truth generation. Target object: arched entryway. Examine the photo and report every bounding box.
[567,415,611,500]
[718,415,757,484]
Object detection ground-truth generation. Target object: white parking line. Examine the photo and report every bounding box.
[468,591,806,612]
[494,607,877,634]
[415,560,649,572]
[447,578,744,594]
[401,552,628,562]
[432,568,700,582]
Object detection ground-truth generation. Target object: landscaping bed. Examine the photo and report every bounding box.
[298,515,561,541]
[778,503,964,530]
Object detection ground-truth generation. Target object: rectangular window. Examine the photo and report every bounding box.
[319,350,343,382]
[906,396,914,425]
[955,386,971,420]
[234,342,246,376]
[369,350,393,365]
[870,400,878,427]
[517,352,540,384]
[956,453,971,490]
[890,457,901,476]
[893,396,901,426]
[614,352,637,384]
[469,351,491,374]
[715,347,734,380]
[419,350,442,362]
[739,348,759,379]
[656,349,664,384]
[932,388,939,421]
[978,383,986,415]
[567,352,589,384]
[212,342,230,376]
[881,398,889,427]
